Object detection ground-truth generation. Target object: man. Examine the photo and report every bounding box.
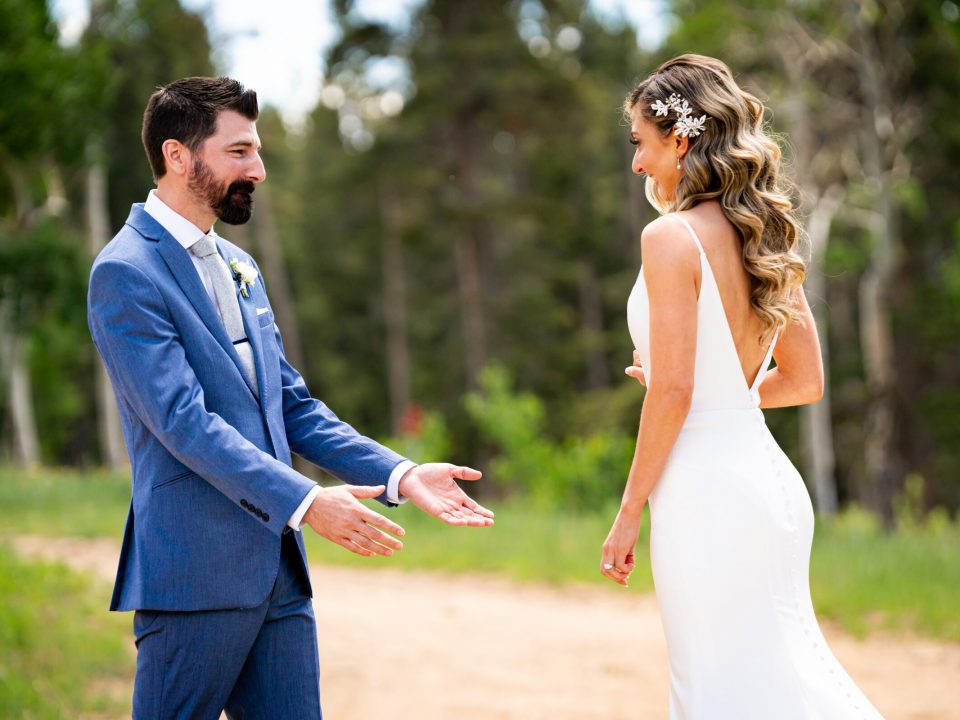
[87,76,494,719]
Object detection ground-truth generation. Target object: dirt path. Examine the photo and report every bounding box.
[13,535,960,719]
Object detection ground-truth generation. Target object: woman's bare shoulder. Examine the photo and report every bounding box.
[640,214,700,271]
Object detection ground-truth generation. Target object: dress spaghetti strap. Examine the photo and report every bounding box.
[666,214,706,256]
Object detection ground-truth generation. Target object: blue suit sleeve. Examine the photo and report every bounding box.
[274,323,407,505]
[88,258,316,536]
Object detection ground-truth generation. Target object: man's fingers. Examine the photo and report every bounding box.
[358,521,404,552]
[345,484,385,499]
[348,530,396,556]
[459,507,495,526]
[438,510,469,526]
[463,496,496,518]
[450,465,482,481]
[362,509,406,538]
[341,538,377,557]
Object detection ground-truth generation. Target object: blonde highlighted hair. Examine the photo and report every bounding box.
[627,54,807,344]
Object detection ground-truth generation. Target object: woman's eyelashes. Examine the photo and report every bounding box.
[629,137,639,146]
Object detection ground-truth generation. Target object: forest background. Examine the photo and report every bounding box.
[2,0,960,715]
[2,0,959,523]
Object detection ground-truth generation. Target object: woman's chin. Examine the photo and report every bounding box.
[657,182,677,202]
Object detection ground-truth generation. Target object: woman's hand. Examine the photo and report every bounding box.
[601,505,643,587]
[625,350,646,386]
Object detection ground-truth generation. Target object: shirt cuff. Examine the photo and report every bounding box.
[288,485,321,531]
[387,460,417,505]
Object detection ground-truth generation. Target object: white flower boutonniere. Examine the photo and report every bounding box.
[229,258,258,298]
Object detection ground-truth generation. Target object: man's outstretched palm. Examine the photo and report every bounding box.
[398,463,495,527]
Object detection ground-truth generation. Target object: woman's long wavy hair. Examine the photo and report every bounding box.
[627,54,807,344]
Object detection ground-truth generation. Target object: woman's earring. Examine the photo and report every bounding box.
[676,155,682,170]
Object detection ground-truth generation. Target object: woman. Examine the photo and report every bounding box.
[602,54,885,719]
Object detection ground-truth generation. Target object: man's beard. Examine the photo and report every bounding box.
[188,159,255,225]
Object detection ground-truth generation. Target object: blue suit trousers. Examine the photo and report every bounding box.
[132,530,322,720]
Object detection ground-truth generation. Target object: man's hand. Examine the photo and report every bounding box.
[398,463,495,527]
[303,485,406,557]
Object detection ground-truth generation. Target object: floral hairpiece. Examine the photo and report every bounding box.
[651,93,708,138]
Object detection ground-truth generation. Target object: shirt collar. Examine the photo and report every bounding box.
[143,189,217,251]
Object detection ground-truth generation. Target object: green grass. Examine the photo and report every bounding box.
[0,542,133,718]
[0,466,131,537]
[811,507,960,640]
[1,466,958,642]
[303,498,656,590]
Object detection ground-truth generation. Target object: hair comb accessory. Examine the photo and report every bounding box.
[651,93,708,138]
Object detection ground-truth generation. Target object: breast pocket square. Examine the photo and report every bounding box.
[256,307,270,316]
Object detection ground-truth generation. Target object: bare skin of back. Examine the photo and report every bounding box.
[669,200,822,410]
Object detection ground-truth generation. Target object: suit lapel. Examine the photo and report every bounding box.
[131,205,258,401]
[228,248,269,405]
[216,245,285,448]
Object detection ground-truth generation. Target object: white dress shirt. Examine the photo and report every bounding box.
[143,190,413,529]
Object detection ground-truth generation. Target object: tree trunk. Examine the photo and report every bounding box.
[379,189,412,433]
[8,334,40,467]
[854,6,901,529]
[1,160,41,467]
[800,188,842,515]
[86,144,128,469]
[452,125,488,389]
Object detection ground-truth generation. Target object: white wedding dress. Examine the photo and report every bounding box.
[627,214,885,719]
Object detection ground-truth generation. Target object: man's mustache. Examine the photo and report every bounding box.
[227,180,256,197]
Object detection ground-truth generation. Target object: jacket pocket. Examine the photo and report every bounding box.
[257,310,275,328]
[152,469,194,490]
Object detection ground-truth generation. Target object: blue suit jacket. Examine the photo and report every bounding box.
[88,204,405,612]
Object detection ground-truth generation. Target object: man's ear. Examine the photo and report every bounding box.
[161,140,190,177]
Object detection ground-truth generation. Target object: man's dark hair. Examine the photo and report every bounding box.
[142,76,259,181]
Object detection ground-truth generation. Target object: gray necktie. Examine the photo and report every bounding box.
[190,234,259,396]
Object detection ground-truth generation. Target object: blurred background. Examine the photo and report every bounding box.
[1,0,959,717]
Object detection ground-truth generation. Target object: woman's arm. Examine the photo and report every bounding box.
[602,218,700,586]
[757,286,824,408]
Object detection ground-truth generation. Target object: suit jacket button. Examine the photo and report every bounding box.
[240,499,249,509]
[262,513,270,522]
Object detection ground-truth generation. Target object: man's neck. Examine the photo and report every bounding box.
[154,183,215,233]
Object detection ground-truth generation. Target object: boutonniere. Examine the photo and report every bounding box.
[229,258,258,298]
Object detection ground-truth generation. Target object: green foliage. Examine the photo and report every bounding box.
[379,409,453,464]
[0,0,103,165]
[0,543,132,718]
[465,365,633,510]
[82,0,216,228]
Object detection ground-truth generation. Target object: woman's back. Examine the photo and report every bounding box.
[680,202,769,385]
[627,202,779,413]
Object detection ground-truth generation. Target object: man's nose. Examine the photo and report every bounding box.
[248,154,266,183]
